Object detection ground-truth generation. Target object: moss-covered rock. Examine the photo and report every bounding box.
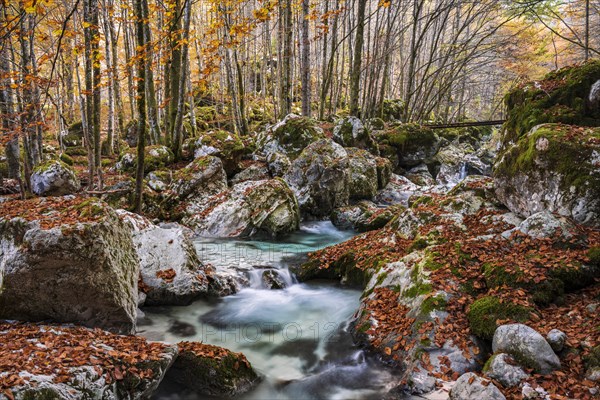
[167,342,259,397]
[30,160,80,196]
[187,130,246,176]
[382,99,405,122]
[283,139,350,217]
[0,198,138,333]
[256,114,325,159]
[503,60,600,148]
[375,123,440,169]
[333,117,379,154]
[467,296,532,341]
[494,124,600,226]
[116,145,174,174]
[181,178,300,238]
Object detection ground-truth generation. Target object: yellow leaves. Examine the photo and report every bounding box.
[82,22,92,28]
[252,7,271,22]
[24,6,37,13]
[378,0,391,8]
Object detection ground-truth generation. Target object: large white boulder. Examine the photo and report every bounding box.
[30,160,80,196]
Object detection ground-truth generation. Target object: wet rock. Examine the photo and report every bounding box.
[373,174,421,207]
[283,139,350,218]
[405,164,435,187]
[492,324,561,374]
[484,353,529,388]
[333,116,378,154]
[30,160,80,196]
[182,179,300,238]
[449,372,506,400]
[546,329,567,353]
[262,269,287,290]
[0,198,138,334]
[168,320,197,337]
[167,342,260,397]
[118,211,210,306]
[434,143,490,188]
[494,124,600,227]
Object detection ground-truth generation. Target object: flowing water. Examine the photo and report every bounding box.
[139,222,403,400]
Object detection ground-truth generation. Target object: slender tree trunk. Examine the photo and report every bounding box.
[84,0,97,188]
[142,0,160,144]
[134,0,147,213]
[279,0,292,117]
[168,0,183,148]
[349,0,367,117]
[300,0,311,117]
[172,0,192,161]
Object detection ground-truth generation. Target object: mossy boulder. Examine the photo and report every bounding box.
[0,198,138,333]
[375,123,440,169]
[170,156,228,202]
[347,148,379,200]
[116,145,174,174]
[467,297,532,341]
[256,114,325,159]
[61,121,84,147]
[331,202,403,232]
[167,342,260,397]
[181,178,300,238]
[187,130,246,176]
[382,99,405,121]
[503,60,600,148]
[283,139,350,217]
[494,124,600,226]
[333,116,379,154]
[30,160,80,196]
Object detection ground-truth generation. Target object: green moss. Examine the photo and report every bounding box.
[405,281,433,298]
[588,247,600,267]
[410,195,434,208]
[467,296,532,341]
[59,153,74,166]
[408,238,429,253]
[65,146,88,156]
[495,124,600,195]
[380,124,436,151]
[358,322,371,333]
[421,295,447,314]
[20,388,62,400]
[482,354,499,373]
[273,116,324,157]
[503,60,600,146]
[584,346,600,370]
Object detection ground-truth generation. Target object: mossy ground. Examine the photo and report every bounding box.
[467,296,532,340]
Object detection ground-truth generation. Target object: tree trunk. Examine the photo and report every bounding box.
[134,0,147,213]
[300,0,311,117]
[349,0,367,117]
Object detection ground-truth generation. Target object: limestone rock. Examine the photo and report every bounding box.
[449,372,506,400]
[0,198,138,333]
[182,179,299,238]
[333,116,378,154]
[484,353,529,388]
[283,139,350,217]
[117,211,210,306]
[546,329,567,353]
[30,160,80,196]
[492,324,561,374]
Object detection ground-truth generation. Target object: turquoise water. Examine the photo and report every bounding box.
[140,222,400,400]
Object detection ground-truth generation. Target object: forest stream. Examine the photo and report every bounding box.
[141,222,404,400]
